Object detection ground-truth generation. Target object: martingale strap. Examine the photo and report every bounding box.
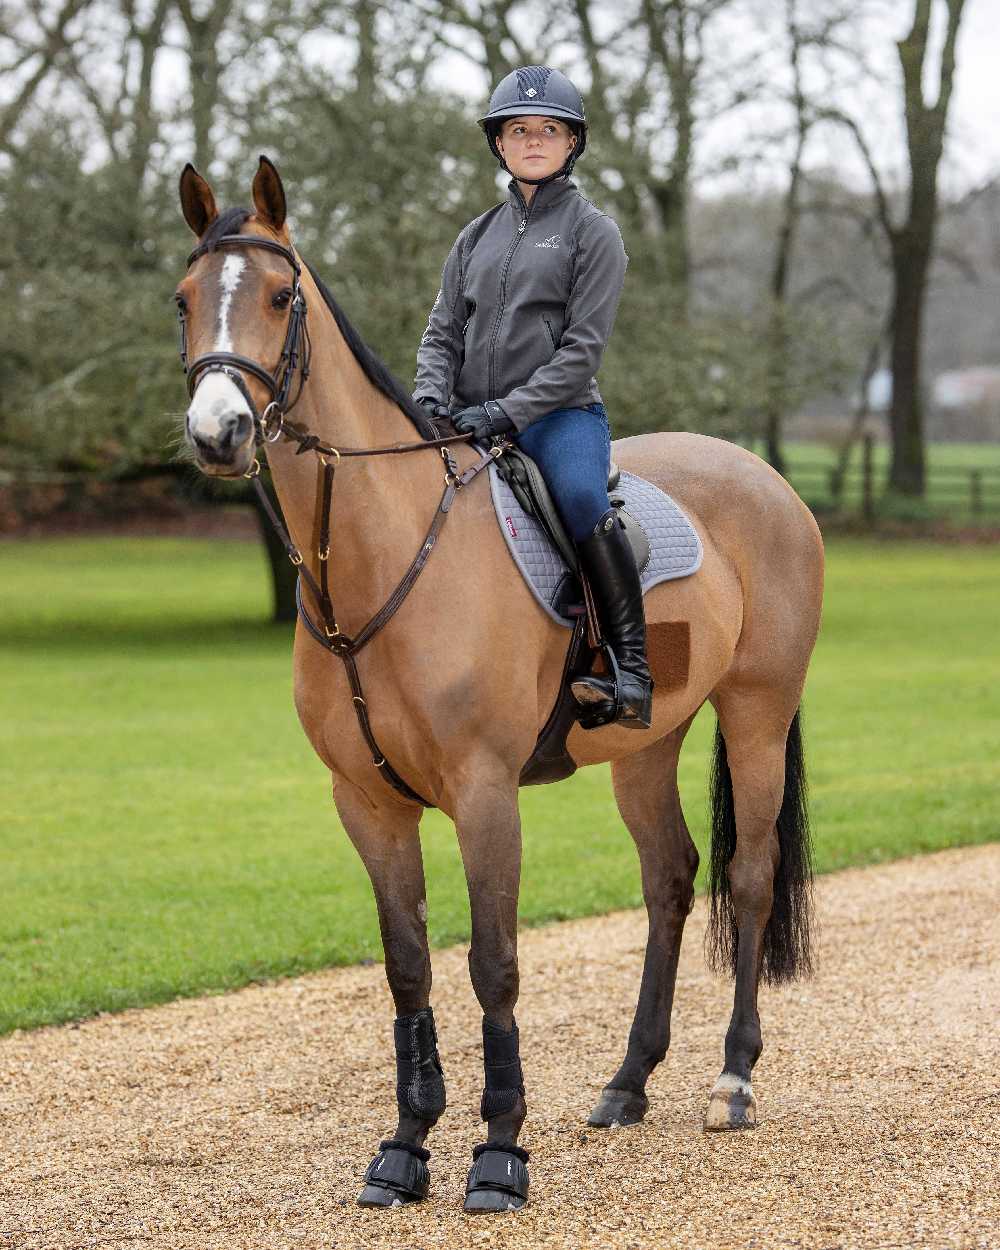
[257,444,501,808]
[182,227,505,807]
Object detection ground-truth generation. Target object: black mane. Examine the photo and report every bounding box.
[194,205,438,441]
[303,260,439,441]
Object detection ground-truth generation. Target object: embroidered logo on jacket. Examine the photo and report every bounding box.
[535,234,561,249]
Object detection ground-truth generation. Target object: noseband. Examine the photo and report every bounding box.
[180,233,310,441]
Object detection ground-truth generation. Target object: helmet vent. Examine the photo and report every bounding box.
[516,66,552,101]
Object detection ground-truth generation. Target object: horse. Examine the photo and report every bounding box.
[175,155,824,1213]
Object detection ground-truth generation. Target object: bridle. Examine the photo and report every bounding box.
[178,229,506,809]
[180,233,311,444]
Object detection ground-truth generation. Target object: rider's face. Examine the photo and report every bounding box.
[497,116,577,184]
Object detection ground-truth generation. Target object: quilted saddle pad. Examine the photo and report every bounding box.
[488,464,703,627]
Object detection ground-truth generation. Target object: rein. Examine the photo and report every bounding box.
[182,231,505,807]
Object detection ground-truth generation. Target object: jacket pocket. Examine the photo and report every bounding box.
[542,316,560,351]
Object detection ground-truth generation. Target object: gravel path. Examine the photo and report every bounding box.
[1,844,997,1250]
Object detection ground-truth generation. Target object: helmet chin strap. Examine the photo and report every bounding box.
[508,160,575,186]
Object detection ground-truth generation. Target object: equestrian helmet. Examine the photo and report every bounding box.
[479,66,588,178]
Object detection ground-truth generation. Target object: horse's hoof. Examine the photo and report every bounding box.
[587,1086,649,1127]
[704,1072,757,1132]
[356,1140,430,1206]
[463,1188,527,1213]
[357,1183,423,1208]
[463,1144,529,1213]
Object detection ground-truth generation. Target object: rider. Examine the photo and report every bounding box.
[413,66,653,729]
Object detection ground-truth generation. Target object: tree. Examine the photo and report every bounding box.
[827,0,968,496]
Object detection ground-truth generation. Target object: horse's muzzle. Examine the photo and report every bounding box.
[186,409,255,476]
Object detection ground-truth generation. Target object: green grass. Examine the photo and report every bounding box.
[1,536,997,1034]
[779,440,1000,520]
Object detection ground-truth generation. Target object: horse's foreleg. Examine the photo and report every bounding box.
[588,721,699,1129]
[333,777,444,1206]
[452,771,529,1212]
[704,694,789,1132]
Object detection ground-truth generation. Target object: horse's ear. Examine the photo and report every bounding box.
[179,163,218,237]
[252,155,287,232]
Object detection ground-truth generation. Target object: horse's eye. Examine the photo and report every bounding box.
[174,293,188,314]
[272,288,292,310]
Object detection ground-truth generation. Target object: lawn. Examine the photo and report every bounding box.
[1,534,997,1034]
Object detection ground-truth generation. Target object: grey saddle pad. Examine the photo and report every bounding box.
[489,464,703,627]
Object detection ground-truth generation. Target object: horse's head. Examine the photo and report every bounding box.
[177,156,302,477]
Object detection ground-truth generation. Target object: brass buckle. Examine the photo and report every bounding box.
[243,457,261,479]
[441,446,460,486]
[320,448,341,468]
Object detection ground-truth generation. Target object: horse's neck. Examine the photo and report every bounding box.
[264,295,440,631]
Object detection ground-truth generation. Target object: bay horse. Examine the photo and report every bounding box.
[175,156,823,1212]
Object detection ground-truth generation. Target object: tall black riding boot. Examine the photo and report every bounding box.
[571,508,653,729]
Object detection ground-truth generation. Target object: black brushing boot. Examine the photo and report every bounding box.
[571,508,653,729]
[357,1008,445,1207]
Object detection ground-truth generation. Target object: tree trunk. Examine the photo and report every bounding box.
[251,484,299,622]
[887,242,930,494]
[885,0,966,496]
[763,304,789,476]
[177,0,233,172]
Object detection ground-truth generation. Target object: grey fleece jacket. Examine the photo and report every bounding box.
[413,177,628,431]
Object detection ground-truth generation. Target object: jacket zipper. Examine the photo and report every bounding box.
[543,316,558,350]
[487,190,534,399]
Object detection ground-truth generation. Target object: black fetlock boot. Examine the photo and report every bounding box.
[571,508,653,729]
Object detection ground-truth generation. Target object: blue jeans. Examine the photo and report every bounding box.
[513,403,611,543]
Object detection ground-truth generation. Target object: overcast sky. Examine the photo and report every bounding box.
[414,0,1000,199]
[6,0,999,196]
[940,0,1000,188]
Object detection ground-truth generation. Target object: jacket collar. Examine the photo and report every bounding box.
[507,176,577,219]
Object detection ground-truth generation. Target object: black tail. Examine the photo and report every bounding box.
[706,708,813,984]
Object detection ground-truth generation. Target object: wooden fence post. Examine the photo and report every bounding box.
[862,434,875,523]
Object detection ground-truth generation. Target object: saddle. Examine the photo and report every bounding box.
[493,447,650,607]
[492,445,652,786]
[489,443,703,784]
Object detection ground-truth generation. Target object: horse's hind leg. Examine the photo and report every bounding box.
[703,689,812,1131]
[589,718,699,1128]
[333,778,445,1207]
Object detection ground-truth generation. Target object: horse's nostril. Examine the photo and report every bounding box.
[217,412,239,449]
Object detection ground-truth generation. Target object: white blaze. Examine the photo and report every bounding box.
[186,254,251,442]
[215,254,246,352]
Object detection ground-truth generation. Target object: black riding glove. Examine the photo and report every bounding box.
[452,401,515,440]
[416,396,453,422]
